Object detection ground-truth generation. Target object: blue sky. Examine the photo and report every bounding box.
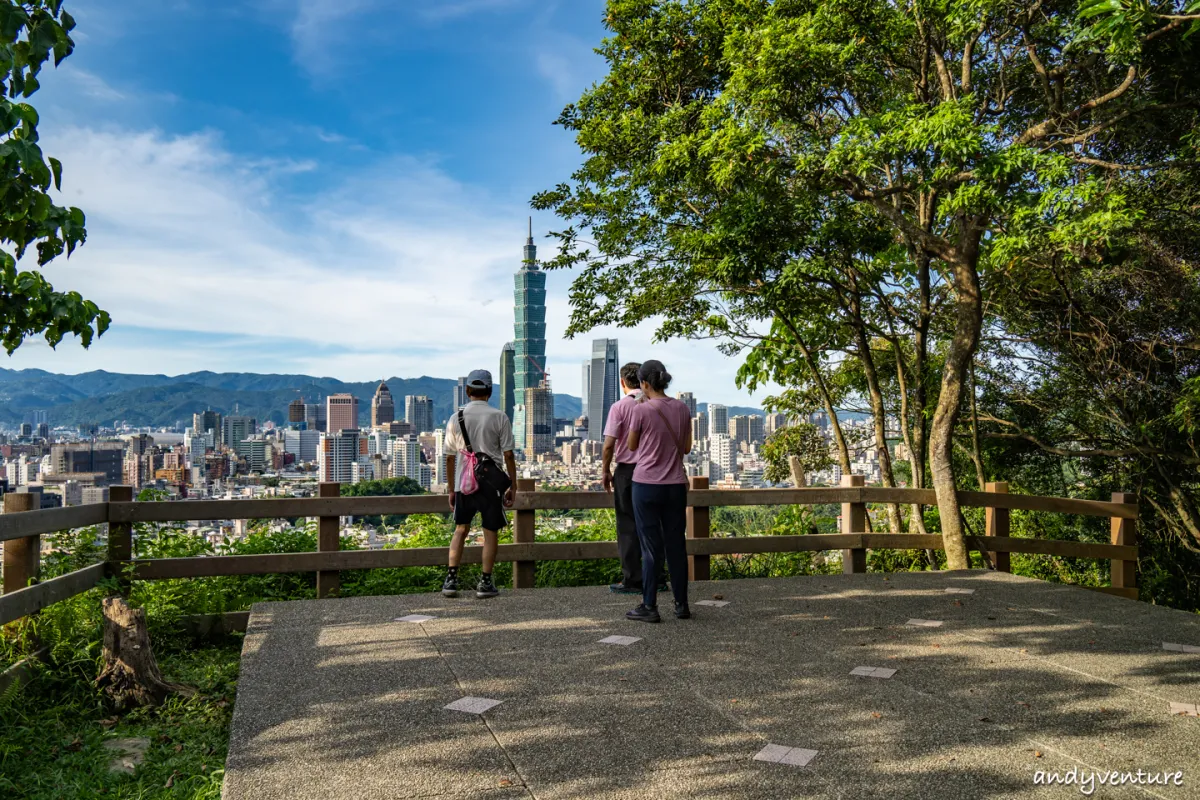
[5,0,773,406]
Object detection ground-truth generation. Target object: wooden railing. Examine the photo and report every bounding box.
[0,475,1140,627]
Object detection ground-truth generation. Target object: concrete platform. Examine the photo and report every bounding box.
[222,572,1200,799]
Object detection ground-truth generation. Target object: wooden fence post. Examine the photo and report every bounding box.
[106,486,134,594]
[841,474,867,574]
[1110,492,1137,599]
[316,482,340,599]
[3,492,39,595]
[512,478,536,589]
[984,481,1011,572]
[687,476,711,581]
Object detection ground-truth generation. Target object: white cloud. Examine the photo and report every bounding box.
[8,123,771,406]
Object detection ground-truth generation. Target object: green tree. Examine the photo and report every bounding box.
[534,0,1199,568]
[761,422,832,486]
[0,1,107,354]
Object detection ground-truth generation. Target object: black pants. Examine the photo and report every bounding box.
[632,481,689,609]
[612,463,644,588]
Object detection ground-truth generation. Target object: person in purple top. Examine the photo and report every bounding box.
[624,360,693,623]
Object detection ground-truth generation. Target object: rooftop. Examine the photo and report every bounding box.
[224,571,1200,800]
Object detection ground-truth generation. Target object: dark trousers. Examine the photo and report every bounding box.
[632,481,689,609]
[612,463,644,589]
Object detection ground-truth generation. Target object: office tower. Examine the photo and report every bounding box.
[36,422,48,439]
[764,412,789,436]
[193,410,222,446]
[728,415,752,446]
[126,433,154,456]
[184,432,208,481]
[523,380,555,456]
[327,394,359,433]
[513,219,547,451]
[236,437,269,473]
[288,398,306,427]
[370,381,395,427]
[32,410,47,425]
[586,338,620,442]
[499,343,516,423]
[691,411,709,441]
[223,415,257,449]
[320,429,366,483]
[454,377,469,410]
[712,434,737,481]
[304,402,327,433]
[405,395,435,434]
[708,404,729,440]
[581,360,591,425]
[391,435,422,483]
[18,422,32,438]
[676,392,697,418]
[748,414,765,444]
[284,429,320,463]
[50,442,125,484]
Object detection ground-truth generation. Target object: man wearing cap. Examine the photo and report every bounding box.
[443,369,517,599]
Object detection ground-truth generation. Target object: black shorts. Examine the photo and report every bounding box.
[454,488,509,531]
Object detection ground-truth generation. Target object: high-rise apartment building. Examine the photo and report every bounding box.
[288,398,307,427]
[193,410,222,446]
[223,415,257,449]
[453,377,469,411]
[748,414,765,444]
[326,394,359,433]
[708,404,729,441]
[499,343,516,423]
[405,395,435,434]
[391,435,422,483]
[676,392,697,417]
[712,434,737,482]
[523,380,555,456]
[691,411,709,441]
[764,412,789,436]
[586,338,620,442]
[513,219,548,452]
[728,415,750,446]
[319,429,366,483]
[370,381,395,427]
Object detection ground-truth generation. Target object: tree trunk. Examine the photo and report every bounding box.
[930,244,983,571]
[794,338,853,474]
[788,455,806,487]
[96,595,193,712]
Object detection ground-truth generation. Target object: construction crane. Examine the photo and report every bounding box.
[525,354,550,386]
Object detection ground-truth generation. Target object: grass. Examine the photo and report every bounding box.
[0,635,240,800]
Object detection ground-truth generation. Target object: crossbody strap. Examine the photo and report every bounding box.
[646,399,686,458]
[456,409,474,454]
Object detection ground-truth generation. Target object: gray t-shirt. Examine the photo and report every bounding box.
[444,400,515,492]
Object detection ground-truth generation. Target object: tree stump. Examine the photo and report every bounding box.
[95,595,193,711]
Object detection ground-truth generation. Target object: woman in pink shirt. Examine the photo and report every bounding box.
[625,360,693,623]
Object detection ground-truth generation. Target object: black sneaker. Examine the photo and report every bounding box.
[674,602,691,620]
[626,604,661,623]
[609,582,642,594]
[442,575,459,598]
[476,575,499,599]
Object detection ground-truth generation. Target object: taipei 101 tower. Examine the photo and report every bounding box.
[512,219,552,454]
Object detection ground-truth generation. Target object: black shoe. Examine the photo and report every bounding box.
[626,604,661,623]
[476,575,499,599]
[674,602,691,620]
[442,575,459,598]
[610,582,642,594]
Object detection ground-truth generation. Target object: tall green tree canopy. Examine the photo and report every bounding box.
[0,0,106,355]
[535,0,1200,568]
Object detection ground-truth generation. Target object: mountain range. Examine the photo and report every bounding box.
[0,369,766,430]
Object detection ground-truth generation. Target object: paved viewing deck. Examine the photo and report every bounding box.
[223,573,1200,799]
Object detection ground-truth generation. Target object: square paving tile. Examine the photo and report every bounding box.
[599,635,642,646]
[444,696,504,714]
[850,666,896,679]
[1169,702,1199,717]
[753,743,819,767]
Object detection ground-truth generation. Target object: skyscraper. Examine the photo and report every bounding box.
[581,360,591,425]
[676,392,697,417]
[304,401,326,433]
[193,410,222,446]
[287,397,306,428]
[709,404,729,440]
[729,415,751,446]
[586,338,620,441]
[453,377,469,411]
[222,415,256,449]
[513,219,548,452]
[523,380,555,456]
[370,381,395,427]
[499,343,516,423]
[405,395,435,434]
[327,394,359,433]
[691,411,709,441]
[320,429,366,483]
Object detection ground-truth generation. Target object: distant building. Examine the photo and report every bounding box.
[676,392,697,417]
[405,395,435,434]
[127,433,154,455]
[586,338,620,442]
[223,416,257,450]
[51,442,125,485]
[391,435,422,483]
[288,398,307,427]
[691,411,709,441]
[708,405,729,440]
[712,434,736,482]
[18,422,32,439]
[561,440,581,465]
[327,394,359,433]
[193,410,222,446]
[748,414,765,444]
[728,415,751,446]
[81,486,110,505]
[499,343,516,423]
[581,360,591,425]
[523,380,555,457]
[284,429,320,463]
[236,437,270,473]
[320,429,366,483]
[370,381,395,428]
[513,219,547,452]
[764,412,789,436]
[36,422,49,440]
[304,402,327,433]
[453,377,469,412]
[380,421,415,437]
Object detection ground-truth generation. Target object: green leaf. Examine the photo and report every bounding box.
[48,155,60,190]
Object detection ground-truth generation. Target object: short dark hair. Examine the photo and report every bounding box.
[620,362,642,389]
[637,360,672,392]
[466,386,492,400]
